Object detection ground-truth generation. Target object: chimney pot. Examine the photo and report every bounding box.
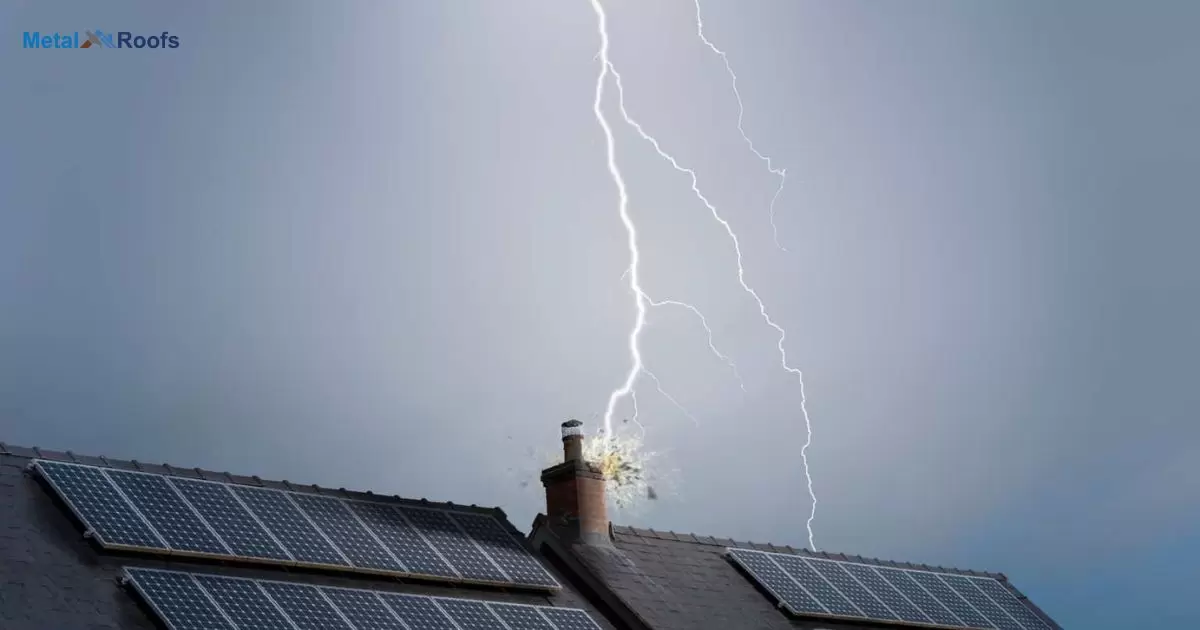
[561,419,584,463]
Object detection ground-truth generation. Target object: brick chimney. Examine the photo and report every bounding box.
[541,419,610,546]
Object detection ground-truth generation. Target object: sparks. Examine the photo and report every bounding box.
[589,0,819,551]
[693,0,789,252]
[582,431,658,509]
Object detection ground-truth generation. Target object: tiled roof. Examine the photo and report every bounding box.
[535,520,1061,630]
[0,442,613,630]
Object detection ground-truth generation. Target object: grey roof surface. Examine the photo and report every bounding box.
[0,442,613,630]
[535,521,1063,630]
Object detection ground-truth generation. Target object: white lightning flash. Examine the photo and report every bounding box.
[694,0,789,252]
[589,0,819,551]
[592,0,649,439]
[593,0,734,436]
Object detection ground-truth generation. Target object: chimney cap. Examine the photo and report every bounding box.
[561,419,584,439]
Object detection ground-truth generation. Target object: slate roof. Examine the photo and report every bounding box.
[532,518,1063,630]
[0,442,613,630]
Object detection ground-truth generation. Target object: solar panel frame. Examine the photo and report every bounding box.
[804,557,898,621]
[434,597,509,630]
[875,566,968,627]
[969,577,1052,630]
[105,468,232,557]
[537,606,607,630]
[840,562,934,625]
[168,476,294,562]
[347,499,461,580]
[769,553,865,619]
[398,505,511,584]
[378,592,460,630]
[232,485,353,569]
[289,492,405,573]
[487,601,558,630]
[449,511,562,589]
[321,586,409,630]
[193,573,297,630]
[31,460,168,550]
[725,548,829,616]
[123,567,238,630]
[940,574,1024,630]
[258,580,354,630]
[907,570,995,629]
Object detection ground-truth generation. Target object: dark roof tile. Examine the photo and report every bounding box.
[548,521,1060,630]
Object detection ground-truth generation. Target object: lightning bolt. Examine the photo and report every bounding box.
[643,368,699,427]
[594,0,734,436]
[589,0,819,551]
[592,0,648,439]
[647,297,746,392]
[693,0,789,252]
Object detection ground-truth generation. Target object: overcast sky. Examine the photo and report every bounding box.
[2,1,1198,627]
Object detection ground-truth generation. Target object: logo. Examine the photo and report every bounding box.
[81,30,115,48]
[22,30,179,49]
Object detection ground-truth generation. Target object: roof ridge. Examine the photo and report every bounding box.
[3,439,507,520]
[610,522,1008,580]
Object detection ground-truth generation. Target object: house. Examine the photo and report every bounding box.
[0,420,1061,629]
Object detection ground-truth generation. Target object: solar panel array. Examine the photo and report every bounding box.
[32,460,559,590]
[124,567,602,630]
[727,548,1051,630]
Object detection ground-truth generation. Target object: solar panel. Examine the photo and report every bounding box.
[34,460,558,591]
[538,607,606,630]
[450,511,560,588]
[729,548,1052,630]
[193,574,292,630]
[379,593,459,630]
[105,469,228,555]
[876,567,965,627]
[488,602,556,630]
[435,598,507,630]
[34,461,165,549]
[289,493,402,572]
[770,553,864,618]
[805,557,897,620]
[124,568,234,630]
[400,507,508,583]
[941,574,1023,630]
[232,485,350,567]
[322,587,407,630]
[840,562,932,625]
[127,567,602,630]
[258,581,352,630]
[169,477,291,561]
[907,570,994,629]
[969,577,1052,630]
[347,500,458,578]
[726,548,827,615]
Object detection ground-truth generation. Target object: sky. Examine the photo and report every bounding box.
[1,1,1197,627]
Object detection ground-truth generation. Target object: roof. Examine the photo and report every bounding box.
[0,441,612,630]
[532,519,1063,630]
